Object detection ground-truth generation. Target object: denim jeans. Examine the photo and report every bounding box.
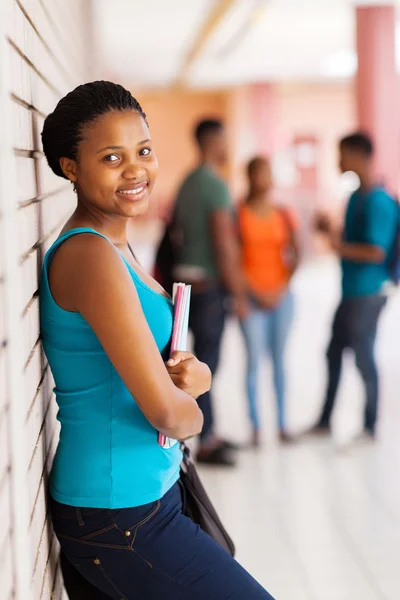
[189,286,227,440]
[319,293,387,433]
[51,482,274,600]
[240,293,294,431]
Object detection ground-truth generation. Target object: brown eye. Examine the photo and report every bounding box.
[103,154,119,163]
[139,147,151,157]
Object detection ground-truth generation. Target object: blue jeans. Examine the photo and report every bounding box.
[240,293,294,431]
[319,293,387,433]
[51,482,274,600]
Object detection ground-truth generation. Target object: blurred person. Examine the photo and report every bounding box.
[238,157,299,447]
[311,132,399,441]
[40,81,273,600]
[173,119,248,467]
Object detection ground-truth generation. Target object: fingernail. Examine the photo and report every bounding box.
[167,359,175,366]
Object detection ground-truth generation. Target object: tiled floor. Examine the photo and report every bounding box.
[197,257,400,600]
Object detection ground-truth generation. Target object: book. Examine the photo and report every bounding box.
[158,283,192,448]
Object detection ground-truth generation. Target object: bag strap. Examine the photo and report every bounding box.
[277,206,295,246]
[353,194,368,241]
[180,442,192,461]
[127,243,137,261]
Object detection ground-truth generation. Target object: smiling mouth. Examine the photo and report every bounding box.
[117,184,148,196]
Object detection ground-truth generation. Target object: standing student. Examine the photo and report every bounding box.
[311,132,398,441]
[173,119,248,466]
[238,157,299,447]
[40,81,274,599]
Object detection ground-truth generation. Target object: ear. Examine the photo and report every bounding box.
[59,157,78,183]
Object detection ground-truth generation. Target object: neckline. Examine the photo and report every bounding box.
[56,227,173,305]
[355,185,380,197]
[244,203,277,221]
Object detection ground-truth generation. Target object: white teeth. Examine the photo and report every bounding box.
[119,186,145,195]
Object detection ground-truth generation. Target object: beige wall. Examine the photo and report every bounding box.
[0,1,91,598]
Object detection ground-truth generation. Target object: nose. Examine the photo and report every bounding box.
[122,161,146,180]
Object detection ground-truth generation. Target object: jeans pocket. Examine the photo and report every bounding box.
[63,552,128,600]
[114,500,161,548]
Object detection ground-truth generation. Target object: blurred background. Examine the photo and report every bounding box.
[1,1,400,599]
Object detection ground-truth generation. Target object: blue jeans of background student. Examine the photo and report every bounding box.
[51,482,274,600]
[189,286,227,441]
[240,293,294,431]
[319,293,387,433]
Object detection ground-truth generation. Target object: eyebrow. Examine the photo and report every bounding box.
[96,140,151,154]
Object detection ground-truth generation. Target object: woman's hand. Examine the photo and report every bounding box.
[166,352,211,399]
[233,294,250,320]
[314,213,333,234]
[253,289,284,311]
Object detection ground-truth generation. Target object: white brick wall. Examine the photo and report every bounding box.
[0,1,91,597]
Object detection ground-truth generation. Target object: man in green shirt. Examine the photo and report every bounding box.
[174,119,247,466]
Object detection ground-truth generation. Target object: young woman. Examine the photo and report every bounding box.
[40,81,274,599]
[238,156,299,447]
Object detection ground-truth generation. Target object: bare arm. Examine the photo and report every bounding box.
[49,235,204,440]
[331,231,385,263]
[336,241,384,263]
[210,209,248,311]
[316,212,386,264]
[288,230,300,276]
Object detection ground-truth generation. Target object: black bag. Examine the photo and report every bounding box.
[354,191,400,284]
[154,215,182,296]
[180,443,236,557]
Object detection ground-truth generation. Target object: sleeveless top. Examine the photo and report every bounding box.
[40,228,182,509]
[238,205,297,294]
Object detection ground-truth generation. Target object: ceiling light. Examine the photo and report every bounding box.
[321,50,357,79]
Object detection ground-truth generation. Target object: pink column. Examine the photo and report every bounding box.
[250,83,279,157]
[356,5,399,194]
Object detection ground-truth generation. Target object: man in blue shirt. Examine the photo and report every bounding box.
[312,132,398,440]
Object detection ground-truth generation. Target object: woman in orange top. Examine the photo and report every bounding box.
[238,157,299,447]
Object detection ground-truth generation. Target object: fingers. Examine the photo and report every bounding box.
[166,357,194,375]
[169,372,192,391]
[166,351,194,367]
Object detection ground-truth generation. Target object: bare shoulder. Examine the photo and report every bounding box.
[50,232,121,274]
[48,232,134,312]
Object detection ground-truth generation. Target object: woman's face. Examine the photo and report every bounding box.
[62,110,158,219]
[250,159,272,194]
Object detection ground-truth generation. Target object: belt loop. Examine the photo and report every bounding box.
[76,508,84,527]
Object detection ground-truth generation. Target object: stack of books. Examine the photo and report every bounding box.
[158,283,191,448]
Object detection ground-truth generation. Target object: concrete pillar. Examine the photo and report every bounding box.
[356,5,399,194]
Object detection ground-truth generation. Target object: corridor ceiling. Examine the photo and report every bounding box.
[92,0,400,89]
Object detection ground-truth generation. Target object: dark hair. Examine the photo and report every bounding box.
[41,81,147,179]
[194,119,223,148]
[247,156,268,178]
[340,132,374,157]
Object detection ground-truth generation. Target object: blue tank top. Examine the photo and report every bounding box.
[40,228,182,509]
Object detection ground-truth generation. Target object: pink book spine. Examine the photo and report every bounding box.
[170,284,185,354]
[158,284,185,448]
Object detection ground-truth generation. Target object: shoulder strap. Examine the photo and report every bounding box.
[235,203,246,242]
[277,207,295,243]
[127,242,137,261]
